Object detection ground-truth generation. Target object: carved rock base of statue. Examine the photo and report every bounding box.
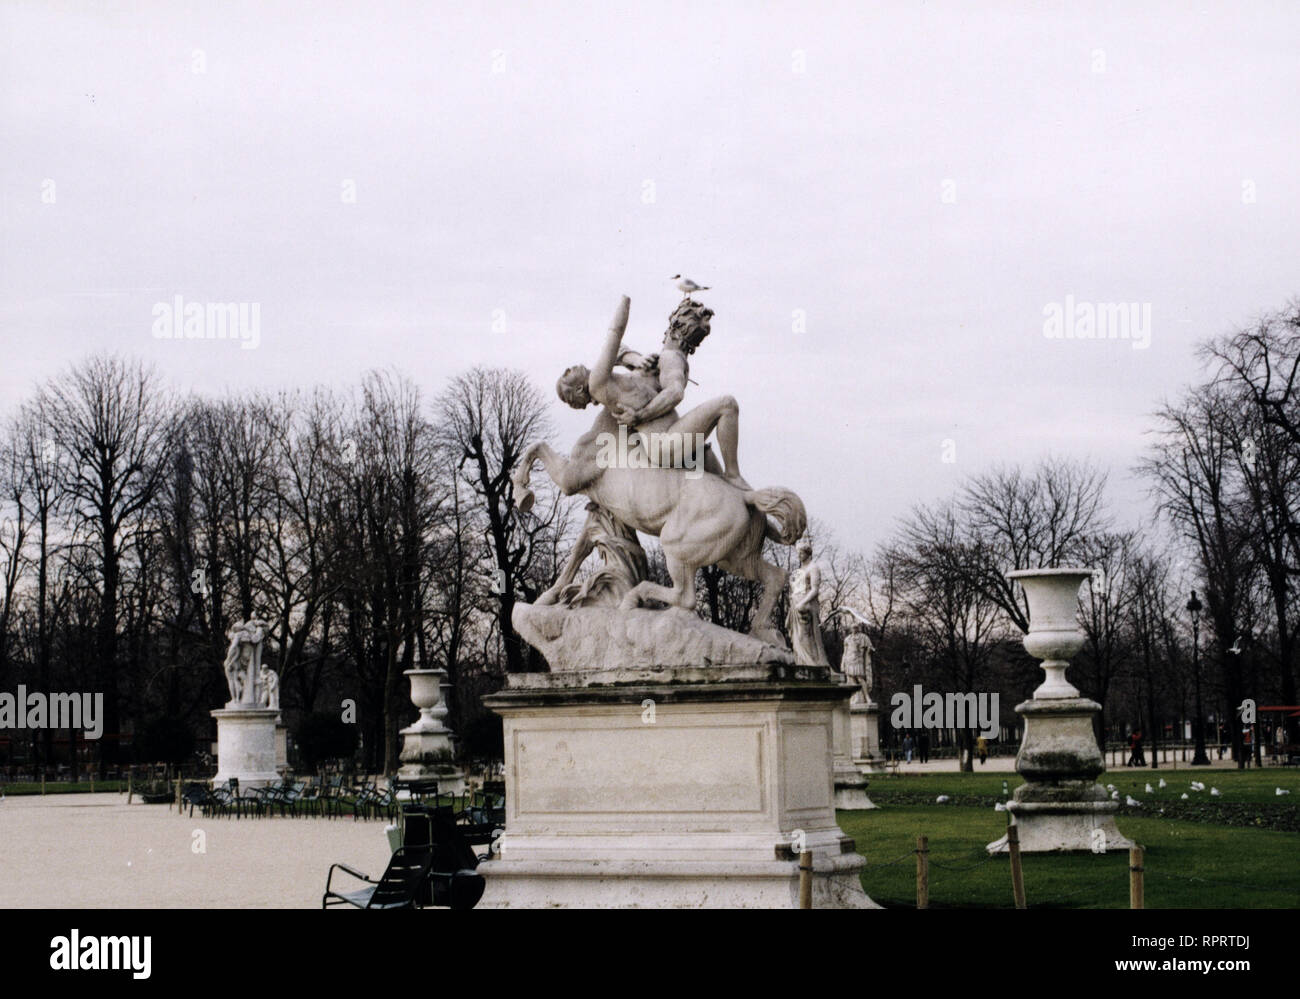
[850,702,889,773]
[831,676,875,809]
[986,697,1134,854]
[476,663,878,909]
[397,668,465,794]
[211,707,281,788]
[512,603,794,672]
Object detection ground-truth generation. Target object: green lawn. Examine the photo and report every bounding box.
[2,780,130,795]
[841,769,1300,909]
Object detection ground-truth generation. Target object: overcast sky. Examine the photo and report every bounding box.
[3,1,1298,555]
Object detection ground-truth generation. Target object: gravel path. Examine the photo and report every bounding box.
[0,793,393,908]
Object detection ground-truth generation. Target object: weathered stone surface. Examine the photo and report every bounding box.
[477,674,878,908]
[512,602,794,672]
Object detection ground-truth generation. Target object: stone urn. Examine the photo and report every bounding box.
[988,567,1132,854]
[397,667,465,793]
[1007,567,1091,699]
[407,669,451,730]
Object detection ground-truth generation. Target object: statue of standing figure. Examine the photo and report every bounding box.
[259,664,280,711]
[787,537,830,667]
[221,619,276,708]
[839,618,876,706]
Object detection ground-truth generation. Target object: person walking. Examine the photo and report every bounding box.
[903,733,914,764]
[919,732,930,764]
[1127,730,1142,767]
[976,735,988,765]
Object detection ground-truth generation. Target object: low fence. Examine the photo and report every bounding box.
[829,825,1297,910]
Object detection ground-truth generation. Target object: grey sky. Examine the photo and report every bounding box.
[3,1,1298,554]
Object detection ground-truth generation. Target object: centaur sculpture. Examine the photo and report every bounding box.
[511,295,805,648]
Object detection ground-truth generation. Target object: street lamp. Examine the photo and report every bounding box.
[1187,590,1210,766]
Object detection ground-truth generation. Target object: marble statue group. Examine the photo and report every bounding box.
[512,294,816,654]
[222,618,280,710]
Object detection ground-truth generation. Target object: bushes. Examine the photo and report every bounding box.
[294,712,359,770]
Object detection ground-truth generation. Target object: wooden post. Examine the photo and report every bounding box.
[127,768,133,805]
[916,835,929,910]
[1008,823,1027,909]
[797,851,813,909]
[1129,845,1144,909]
[174,778,182,812]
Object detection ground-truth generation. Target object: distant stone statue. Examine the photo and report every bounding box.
[222,619,275,708]
[787,538,829,666]
[259,664,280,711]
[840,622,875,706]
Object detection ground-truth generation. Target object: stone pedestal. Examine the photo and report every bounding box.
[211,707,281,788]
[987,568,1134,855]
[398,668,466,794]
[987,697,1134,853]
[831,675,875,809]
[275,724,288,774]
[476,664,878,908]
[850,701,888,773]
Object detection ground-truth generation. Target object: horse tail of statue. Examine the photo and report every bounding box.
[743,487,807,545]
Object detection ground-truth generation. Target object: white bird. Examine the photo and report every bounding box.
[1158,778,1167,788]
[994,802,1006,811]
[1145,783,1154,794]
[936,795,950,803]
[1181,792,1189,799]
[1191,781,1205,791]
[1111,790,1120,800]
[671,274,709,297]
[1210,787,1220,797]
[1228,636,1243,655]
[1126,795,1142,807]
[1276,788,1290,796]
[1106,783,1116,792]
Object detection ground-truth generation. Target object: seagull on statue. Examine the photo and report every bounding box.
[671,274,709,298]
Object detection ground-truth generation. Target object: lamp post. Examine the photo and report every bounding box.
[1187,590,1210,766]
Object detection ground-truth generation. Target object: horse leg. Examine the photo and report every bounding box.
[618,555,696,612]
[718,549,788,647]
[513,442,596,513]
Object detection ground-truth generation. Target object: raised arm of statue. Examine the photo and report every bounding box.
[587,295,632,404]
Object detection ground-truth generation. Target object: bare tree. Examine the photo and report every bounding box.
[39,355,174,770]
[435,367,557,674]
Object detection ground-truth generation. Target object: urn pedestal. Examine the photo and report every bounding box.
[211,707,282,788]
[475,664,878,908]
[397,668,465,794]
[831,674,875,809]
[850,701,888,773]
[987,569,1133,854]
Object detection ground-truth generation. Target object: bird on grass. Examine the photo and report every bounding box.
[1145,783,1154,794]
[1210,787,1221,796]
[671,274,709,297]
[1158,777,1167,788]
[1126,795,1142,807]
[1276,788,1291,796]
